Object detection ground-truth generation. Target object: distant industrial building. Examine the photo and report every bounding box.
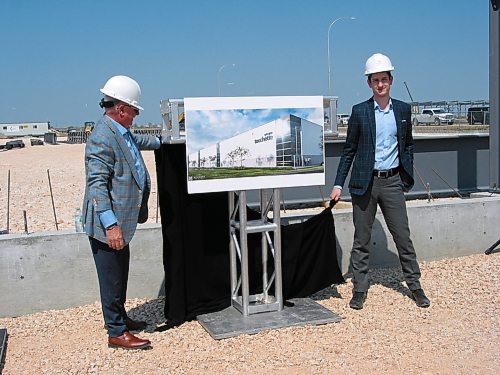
[188,114,323,169]
[0,122,50,137]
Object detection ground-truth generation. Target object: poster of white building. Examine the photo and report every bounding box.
[185,96,325,194]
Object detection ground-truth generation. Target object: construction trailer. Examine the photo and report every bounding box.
[0,122,50,137]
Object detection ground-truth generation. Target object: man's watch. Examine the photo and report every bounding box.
[106,223,117,231]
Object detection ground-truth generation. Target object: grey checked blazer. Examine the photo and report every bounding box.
[334,97,414,196]
[82,116,159,245]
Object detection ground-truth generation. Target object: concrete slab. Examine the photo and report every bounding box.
[197,298,341,340]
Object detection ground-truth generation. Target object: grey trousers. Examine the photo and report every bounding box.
[350,173,422,292]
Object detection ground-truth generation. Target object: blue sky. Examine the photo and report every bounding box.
[0,0,489,127]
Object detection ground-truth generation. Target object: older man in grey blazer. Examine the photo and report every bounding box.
[82,75,160,349]
[330,54,430,310]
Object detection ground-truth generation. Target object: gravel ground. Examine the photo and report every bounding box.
[1,253,498,374]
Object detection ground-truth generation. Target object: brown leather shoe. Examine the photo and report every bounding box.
[125,318,147,331]
[108,331,151,350]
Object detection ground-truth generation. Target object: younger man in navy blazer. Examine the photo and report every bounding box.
[330,54,430,310]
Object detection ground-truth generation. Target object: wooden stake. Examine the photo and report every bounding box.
[23,210,28,234]
[47,169,59,230]
[156,191,159,223]
[6,170,10,233]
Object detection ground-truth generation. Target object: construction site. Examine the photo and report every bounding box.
[0,2,498,374]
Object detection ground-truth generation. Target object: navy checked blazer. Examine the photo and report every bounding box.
[334,97,414,196]
[82,116,159,245]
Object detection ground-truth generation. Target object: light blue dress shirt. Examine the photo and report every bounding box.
[98,116,148,229]
[374,99,399,171]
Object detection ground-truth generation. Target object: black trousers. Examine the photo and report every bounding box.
[89,237,130,337]
[350,173,422,292]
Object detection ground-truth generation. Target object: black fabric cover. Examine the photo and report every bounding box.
[155,144,344,329]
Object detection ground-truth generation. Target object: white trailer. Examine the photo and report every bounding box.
[0,122,50,137]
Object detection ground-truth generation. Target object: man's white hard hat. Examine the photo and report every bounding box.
[364,53,394,75]
[100,75,144,110]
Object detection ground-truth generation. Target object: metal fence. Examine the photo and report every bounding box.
[67,131,88,144]
[133,128,162,136]
[67,127,162,144]
[409,100,490,125]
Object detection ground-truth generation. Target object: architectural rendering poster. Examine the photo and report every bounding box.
[184,96,325,194]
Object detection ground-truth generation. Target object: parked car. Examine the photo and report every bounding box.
[5,140,25,150]
[467,106,489,125]
[337,114,350,126]
[30,138,44,146]
[412,108,455,126]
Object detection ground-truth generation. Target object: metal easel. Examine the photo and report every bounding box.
[161,97,342,338]
[229,189,283,316]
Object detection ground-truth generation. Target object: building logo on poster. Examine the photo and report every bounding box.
[254,132,273,144]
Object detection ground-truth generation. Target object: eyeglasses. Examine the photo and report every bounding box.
[121,103,140,116]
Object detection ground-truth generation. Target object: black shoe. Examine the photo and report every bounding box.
[411,289,430,308]
[349,291,367,310]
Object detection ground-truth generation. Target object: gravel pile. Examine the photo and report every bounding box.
[1,253,498,374]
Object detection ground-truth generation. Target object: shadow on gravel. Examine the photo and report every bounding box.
[126,297,168,333]
[370,267,412,298]
[309,285,344,301]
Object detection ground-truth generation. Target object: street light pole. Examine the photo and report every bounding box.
[327,17,355,95]
[218,63,236,96]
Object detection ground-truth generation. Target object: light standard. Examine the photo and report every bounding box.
[218,63,236,96]
[327,17,355,95]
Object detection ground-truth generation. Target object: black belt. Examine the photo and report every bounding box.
[373,167,399,178]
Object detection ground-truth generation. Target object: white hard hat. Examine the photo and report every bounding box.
[100,75,144,110]
[364,53,394,75]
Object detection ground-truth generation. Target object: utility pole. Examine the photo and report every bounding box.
[490,0,499,192]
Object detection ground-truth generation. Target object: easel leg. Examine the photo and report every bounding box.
[485,238,500,255]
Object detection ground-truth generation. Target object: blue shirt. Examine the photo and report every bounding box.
[374,99,399,171]
[98,116,148,229]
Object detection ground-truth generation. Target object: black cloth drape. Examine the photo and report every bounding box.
[155,144,344,329]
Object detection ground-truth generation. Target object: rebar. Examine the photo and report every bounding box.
[431,168,464,199]
[413,165,434,202]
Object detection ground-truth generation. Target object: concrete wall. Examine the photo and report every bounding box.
[0,224,164,318]
[1,194,499,318]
